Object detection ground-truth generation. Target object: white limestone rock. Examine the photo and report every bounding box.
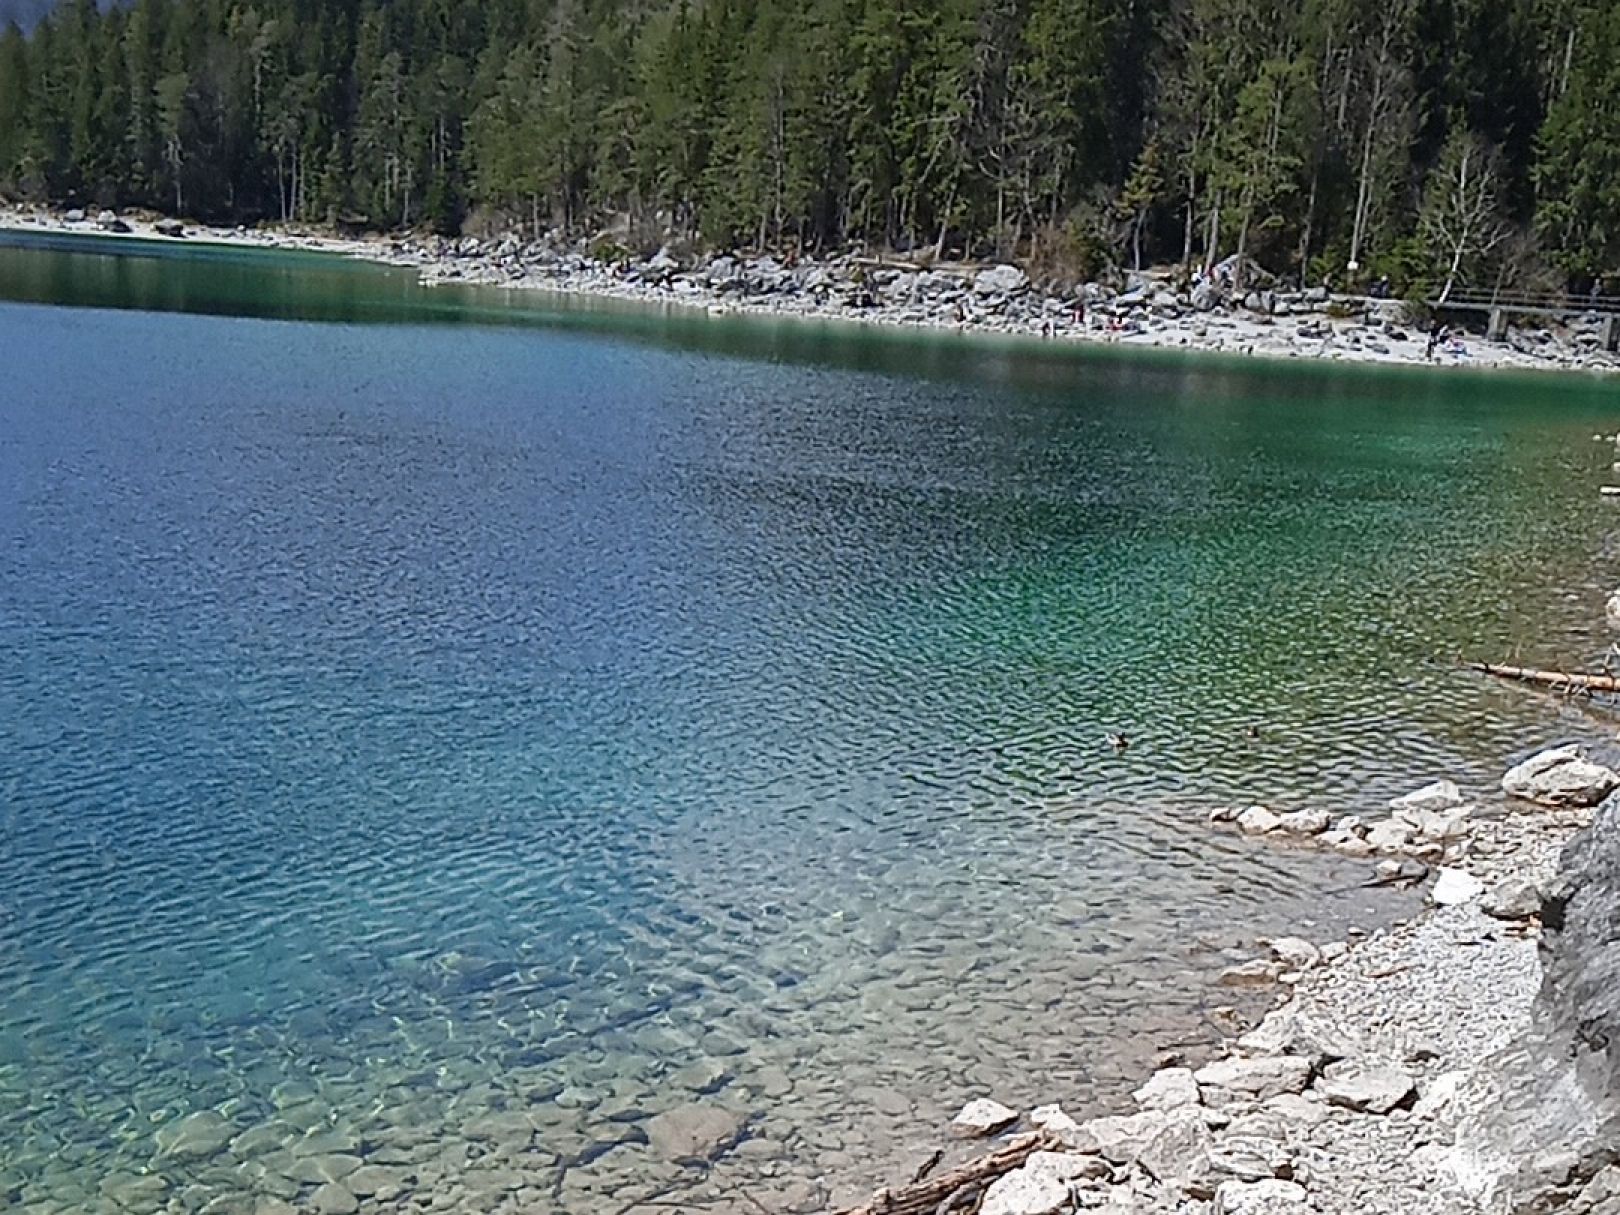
[1213,1178,1308,1213]
[1237,805,1283,834]
[978,1152,1108,1215]
[1431,868,1486,907]
[1261,937,1321,970]
[1482,876,1544,920]
[1315,1060,1415,1114]
[974,264,1030,296]
[1389,780,1464,815]
[1412,1071,1469,1121]
[1275,809,1331,836]
[1079,1110,1170,1165]
[1029,1103,1081,1136]
[1133,1067,1202,1112]
[1193,1056,1313,1100]
[1134,1106,1215,1186]
[951,1098,1019,1138]
[1365,819,1416,853]
[1502,745,1620,807]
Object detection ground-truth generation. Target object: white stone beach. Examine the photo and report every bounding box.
[5,204,1619,378]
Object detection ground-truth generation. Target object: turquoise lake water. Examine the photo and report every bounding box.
[1,229,1617,1214]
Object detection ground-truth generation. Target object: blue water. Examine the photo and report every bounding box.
[2,235,1618,1214]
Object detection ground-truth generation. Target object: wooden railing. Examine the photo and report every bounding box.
[1430,286,1620,316]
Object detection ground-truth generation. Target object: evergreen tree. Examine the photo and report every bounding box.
[0,0,1613,292]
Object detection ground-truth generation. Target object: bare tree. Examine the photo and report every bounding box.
[1419,127,1511,303]
[1346,0,1416,275]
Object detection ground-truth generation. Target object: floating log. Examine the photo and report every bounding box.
[834,1133,1057,1215]
[1468,661,1620,694]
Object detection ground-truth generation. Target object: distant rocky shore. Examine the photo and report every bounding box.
[4,204,1620,376]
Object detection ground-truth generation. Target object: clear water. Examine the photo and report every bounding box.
[1,230,1617,1214]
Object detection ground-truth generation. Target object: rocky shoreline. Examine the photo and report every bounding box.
[874,741,1620,1215]
[3,204,1619,377]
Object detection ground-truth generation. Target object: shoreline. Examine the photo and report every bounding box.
[887,767,1606,1215]
[3,204,1619,378]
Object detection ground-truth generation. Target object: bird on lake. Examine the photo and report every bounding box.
[1105,732,1130,752]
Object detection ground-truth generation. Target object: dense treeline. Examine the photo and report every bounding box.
[1,0,1618,292]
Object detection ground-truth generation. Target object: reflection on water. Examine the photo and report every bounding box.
[1,234,1618,1213]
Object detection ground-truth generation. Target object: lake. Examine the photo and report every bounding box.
[0,229,1616,1214]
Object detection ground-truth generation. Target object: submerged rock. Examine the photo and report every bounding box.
[646,1103,745,1163]
[1502,745,1620,807]
[155,1109,233,1161]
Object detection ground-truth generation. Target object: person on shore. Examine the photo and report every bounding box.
[1426,321,1448,361]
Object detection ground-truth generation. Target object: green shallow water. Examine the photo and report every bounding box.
[0,228,1617,1214]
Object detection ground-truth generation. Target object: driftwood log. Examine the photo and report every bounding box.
[1468,661,1620,695]
[834,1133,1057,1215]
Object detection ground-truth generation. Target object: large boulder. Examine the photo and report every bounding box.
[1448,791,1620,1206]
[1502,746,1619,807]
[974,264,1029,296]
[1538,791,1620,1110]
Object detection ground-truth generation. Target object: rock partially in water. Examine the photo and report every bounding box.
[1261,937,1321,971]
[952,1098,1019,1138]
[1275,809,1330,836]
[1218,958,1284,987]
[1236,806,1283,834]
[1502,746,1620,807]
[1133,1067,1202,1112]
[1389,780,1465,815]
